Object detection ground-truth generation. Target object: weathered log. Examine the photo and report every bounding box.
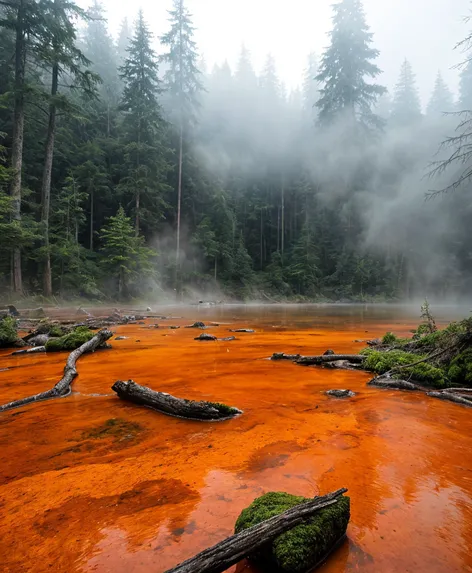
[195,333,217,341]
[11,346,46,356]
[427,391,472,407]
[112,380,242,421]
[296,354,365,366]
[163,488,348,573]
[230,329,255,333]
[271,353,301,361]
[367,376,420,391]
[0,329,113,413]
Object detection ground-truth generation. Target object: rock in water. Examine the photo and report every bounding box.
[323,349,336,356]
[235,492,350,573]
[195,333,217,341]
[326,389,355,398]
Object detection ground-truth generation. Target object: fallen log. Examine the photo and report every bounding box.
[427,391,472,407]
[367,376,421,391]
[11,346,46,356]
[296,354,365,366]
[0,329,113,413]
[271,353,301,361]
[112,380,242,421]
[164,488,348,573]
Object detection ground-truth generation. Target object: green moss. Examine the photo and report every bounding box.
[362,349,446,388]
[382,332,397,345]
[45,326,94,352]
[447,349,472,387]
[235,492,350,573]
[80,418,143,441]
[205,402,239,417]
[0,316,18,346]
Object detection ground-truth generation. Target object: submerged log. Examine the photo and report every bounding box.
[427,391,472,407]
[0,329,113,413]
[11,346,46,356]
[271,353,301,361]
[112,380,242,421]
[296,354,365,366]
[164,488,348,573]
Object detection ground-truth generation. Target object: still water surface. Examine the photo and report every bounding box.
[0,304,471,573]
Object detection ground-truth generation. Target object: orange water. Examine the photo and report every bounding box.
[0,305,471,573]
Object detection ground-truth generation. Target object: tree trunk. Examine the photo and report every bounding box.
[112,380,242,421]
[281,175,285,262]
[89,185,94,250]
[41,62,59,297]
[135,187,140,237]
[176,122,183,278]
[163,489,348,573]
[10,0,27,294]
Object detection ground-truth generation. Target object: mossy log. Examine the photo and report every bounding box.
[112,380,242,421]
[271,353,302,361]
[0,329,113,413]
[163,488,348,573]
[296,355,364,366]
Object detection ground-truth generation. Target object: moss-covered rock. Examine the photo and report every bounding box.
[235,492,350,573]
[45,326,95,352]
[362,349,446,388]
[0,316,19,347]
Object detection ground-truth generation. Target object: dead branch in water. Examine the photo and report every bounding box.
[427,391,472,407]
[112,380,242,421]
[296,354,365,366]
[0,329,113,413]
[164,488,348,573]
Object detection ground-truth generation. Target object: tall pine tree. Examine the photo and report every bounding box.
[119,9,169,237]
[427,71,454,116]
[391,59,422,127]
[160,0,203,283]
[316,0,385,129]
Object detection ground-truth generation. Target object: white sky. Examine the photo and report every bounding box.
[79,0,471,105]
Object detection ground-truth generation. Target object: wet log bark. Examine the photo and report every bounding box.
[271,353,301,361]
[427,391,472,407]
[296,355,365,366]
[11,346,46,356]
[164,488,348,573]
[112,380,242,421]
[0,329,113,413]
[367,376,421,391]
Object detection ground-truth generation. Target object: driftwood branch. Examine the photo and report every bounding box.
[368,375,422,391]
[427,391,472,407]
[164,488,348,573]
[112,380,242,421]
[296,355,365,366]
[0,329,113,413]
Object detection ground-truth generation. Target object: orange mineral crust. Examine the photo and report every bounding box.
[0,305,471,573]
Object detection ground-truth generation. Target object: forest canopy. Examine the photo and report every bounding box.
[0,0,471,302]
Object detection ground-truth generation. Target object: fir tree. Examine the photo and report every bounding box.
[99,206,153,299]
[117,16,130,64]
[427,71,454,116]
[160,0,203,284]
[302,52,320,120]
[458,58,472,110]
[391,59,422,127]
[119,9,169,237]
[316,0,385,129]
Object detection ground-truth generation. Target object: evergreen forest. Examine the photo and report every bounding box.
[1,0,472,302]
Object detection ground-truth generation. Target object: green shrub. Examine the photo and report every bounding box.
[382,332,397,345]
[45,326,94,352]
[0,316,18,346]
[235,492,350,573]
[447,349,472,387]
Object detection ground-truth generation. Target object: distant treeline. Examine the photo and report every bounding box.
[0,0,471,302]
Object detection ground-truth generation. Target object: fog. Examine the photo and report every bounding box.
[78,0,469,105]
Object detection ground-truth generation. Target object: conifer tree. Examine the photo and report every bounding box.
[458,58,472,110]
[391,59,422,127]
[427,72,454,116]
[119,9,169,237]
[302,52,320,120]
[316,0,385,129]
[160,0,203,285]
[117,16,130,64]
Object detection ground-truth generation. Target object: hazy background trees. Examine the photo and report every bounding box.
[0,0,470,302]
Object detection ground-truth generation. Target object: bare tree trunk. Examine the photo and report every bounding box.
[176,123,183,267]
[135,187,140,237]
[281,175,285,262]
[89,186,94,250]
[10,0,27,294]
[41,62,59,298]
